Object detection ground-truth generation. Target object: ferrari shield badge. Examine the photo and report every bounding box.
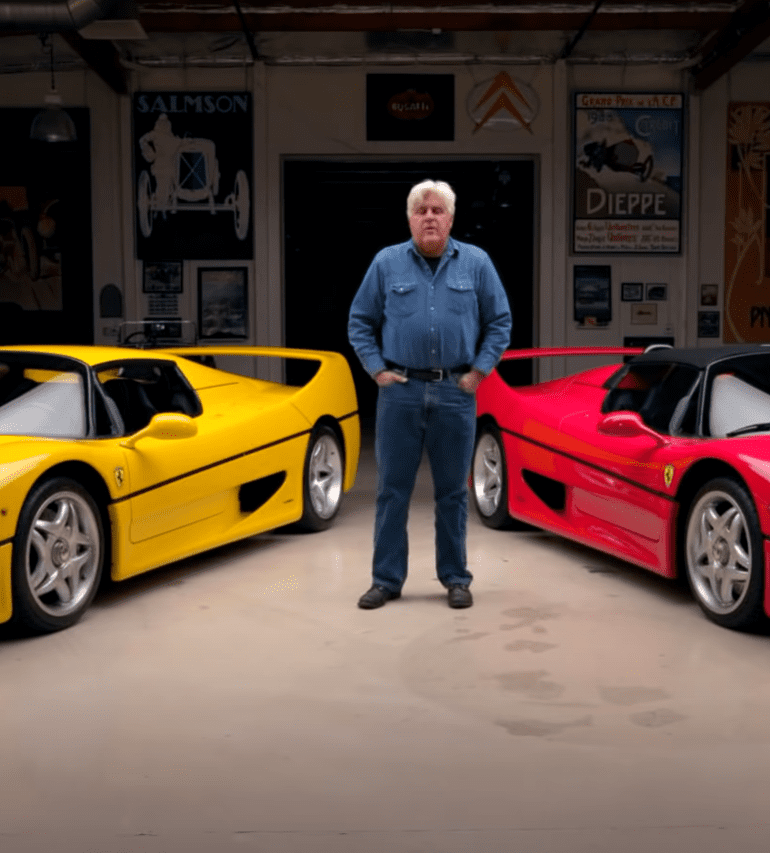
[114,467,125,488]
[663,464,674,489]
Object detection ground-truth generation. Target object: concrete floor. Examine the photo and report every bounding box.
[2,429,770,853]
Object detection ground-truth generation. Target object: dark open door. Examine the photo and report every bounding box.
[283,159,535,421]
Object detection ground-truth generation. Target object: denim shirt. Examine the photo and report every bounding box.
[348,237,512,378]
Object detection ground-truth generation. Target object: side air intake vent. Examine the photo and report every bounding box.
[239,472,287,514]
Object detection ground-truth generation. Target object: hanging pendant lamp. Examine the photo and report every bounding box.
[30,34,77,143]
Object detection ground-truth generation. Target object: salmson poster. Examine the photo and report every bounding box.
[573,93,683,254]
[133,92,253,261]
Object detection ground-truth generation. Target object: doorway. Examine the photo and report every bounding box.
[283,159,536,420]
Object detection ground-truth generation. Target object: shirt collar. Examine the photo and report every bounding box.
[408,236,458,261]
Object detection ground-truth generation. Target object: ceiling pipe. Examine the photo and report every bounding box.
[0,0,118,31]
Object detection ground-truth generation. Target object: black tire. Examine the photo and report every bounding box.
[295,425,344,532]
[11,478,105,634]
[471,424,515,529]
[684,477,765,631]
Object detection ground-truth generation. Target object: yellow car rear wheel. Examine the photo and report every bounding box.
[296,425,344,532]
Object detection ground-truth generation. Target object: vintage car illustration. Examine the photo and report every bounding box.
[0,344,359,634]
[136,113,250,240]
[472,345,770,631]
[581,138,654,181]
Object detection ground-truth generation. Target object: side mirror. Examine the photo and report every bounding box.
[597,411,667,445]
[120,412,198,449]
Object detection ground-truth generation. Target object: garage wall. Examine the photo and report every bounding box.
[2,51,769,377]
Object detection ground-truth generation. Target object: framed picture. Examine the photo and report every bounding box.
[143,261,182,293]
[573,93,683,254]
[366,74,454,141]
[133,92,253,261]
[621,282,643,301]
[645,282,667,301]
[573,264,611,326]
[197,266,248,340]
[700,283,718,306]
[630,303,657,325]
[698,310,720,338]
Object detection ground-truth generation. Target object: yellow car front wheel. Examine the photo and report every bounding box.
[12,477,105,634]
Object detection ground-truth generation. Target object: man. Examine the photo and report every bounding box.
[348,179,512,610]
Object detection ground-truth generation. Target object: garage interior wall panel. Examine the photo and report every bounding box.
[2,54,770,357]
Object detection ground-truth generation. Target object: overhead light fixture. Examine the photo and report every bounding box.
[30,34,77,143]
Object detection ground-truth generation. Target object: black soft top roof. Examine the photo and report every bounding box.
[631,344,770,370]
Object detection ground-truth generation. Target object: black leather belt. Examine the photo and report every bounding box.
[387,363,470,382]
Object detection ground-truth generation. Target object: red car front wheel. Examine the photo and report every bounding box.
[684,477,765,631]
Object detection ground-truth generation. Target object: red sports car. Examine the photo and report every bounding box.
[471,345,770,632]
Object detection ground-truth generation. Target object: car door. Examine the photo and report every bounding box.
[556,362,700,570]
[96,358,230,544]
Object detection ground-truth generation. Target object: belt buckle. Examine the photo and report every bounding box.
[434,369,444,381]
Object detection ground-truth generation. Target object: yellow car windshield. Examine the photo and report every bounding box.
[0,360,86,438]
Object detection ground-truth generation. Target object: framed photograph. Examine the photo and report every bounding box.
[621,282,643,301]
[645,282,667,301]
[700,283,718,306]
[698,310,720,338]
[197,266,248,340]
[143,261,182,294]
[630,303,657,325]
[574,264,611,326]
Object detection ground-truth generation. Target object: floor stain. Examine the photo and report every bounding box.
[630,708,687,728]
[449,632,489,642]
[496,715,593,737]
[504,640,557,653]
[493,670,564,700]
[598,685,671,705]
[500,606,559,629]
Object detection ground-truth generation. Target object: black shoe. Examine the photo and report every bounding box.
[358,585,401,609]
[447,584,473,608]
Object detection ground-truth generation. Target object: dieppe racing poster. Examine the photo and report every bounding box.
[573,93,683,254]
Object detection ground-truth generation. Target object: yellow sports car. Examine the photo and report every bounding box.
[0,344,360,634]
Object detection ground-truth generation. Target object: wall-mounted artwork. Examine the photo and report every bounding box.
[631,303,657,325]
[0,107,93,344]
[621,282,643,301]
[645,282,667,300]
[133,92,253,261]
[198,266,248,340]
[698,310,720,338]
[574,264,611,326]
[700,283,718,306]
[573,93,683,254]
[143,260,182,293]
[366,74,454,141]
[724,102,770,342]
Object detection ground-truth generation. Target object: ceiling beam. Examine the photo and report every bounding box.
[139,4,730,33]
[693,0,770,90]
[60,31,128,92]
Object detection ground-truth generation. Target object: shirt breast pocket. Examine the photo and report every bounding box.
[386,281,419,317]
[447,279,476,314]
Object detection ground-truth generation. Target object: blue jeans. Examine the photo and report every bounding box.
[372,375,476,592]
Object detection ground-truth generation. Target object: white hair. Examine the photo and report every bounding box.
[406,180,456,218]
